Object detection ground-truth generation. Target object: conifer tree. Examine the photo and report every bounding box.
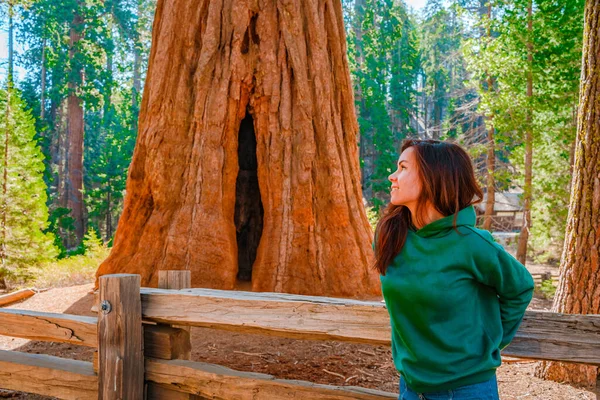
[0,88,57,287]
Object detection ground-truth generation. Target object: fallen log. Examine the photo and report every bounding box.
[0,288,36,307]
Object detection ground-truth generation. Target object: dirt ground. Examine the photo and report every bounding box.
[0,278,596,400]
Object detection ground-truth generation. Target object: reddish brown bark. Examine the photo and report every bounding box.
[66,11,85,244]
[96,0,380,298]
[535,0,600,386]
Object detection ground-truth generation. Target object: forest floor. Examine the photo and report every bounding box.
[0,261,596,399]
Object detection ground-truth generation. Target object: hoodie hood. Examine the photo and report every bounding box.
[414,205,477,238]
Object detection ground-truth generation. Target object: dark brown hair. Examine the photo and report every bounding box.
[373,139,483,275]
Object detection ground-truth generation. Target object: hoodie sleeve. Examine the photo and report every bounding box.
[472,232,535,349]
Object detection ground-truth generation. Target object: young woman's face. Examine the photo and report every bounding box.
[388,146,422,207]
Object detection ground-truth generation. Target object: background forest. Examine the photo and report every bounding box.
[0,0,585,286]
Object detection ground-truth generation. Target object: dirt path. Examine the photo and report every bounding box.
[0,284,595,399]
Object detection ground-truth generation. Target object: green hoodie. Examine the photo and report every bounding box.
[379,206,534,393]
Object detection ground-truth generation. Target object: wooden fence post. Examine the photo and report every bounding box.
[147,270,202,400]
[158,270,192,338]
[98,274,144,400]
[158,270,191,291]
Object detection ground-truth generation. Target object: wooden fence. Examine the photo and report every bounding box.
[0,271,598,399]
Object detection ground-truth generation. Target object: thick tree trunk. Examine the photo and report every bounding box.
[535,0,600,387]
[66,12,85,244]
[516,0,533,264]
[54,101,68,209]
[96,0,380,298]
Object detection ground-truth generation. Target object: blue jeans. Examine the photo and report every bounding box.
[399,375,499,400]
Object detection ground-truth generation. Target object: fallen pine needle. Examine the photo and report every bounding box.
[233,351,268,357]
[358,368,375,377]
[322,369,346,379]
[345,375,358,383]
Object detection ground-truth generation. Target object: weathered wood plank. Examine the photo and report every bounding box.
[144,324,191,360]
[0,308,97,347]
[141,288,600,366]
[147,383,195,400]
[98,274,144,399]
[141,288,390,345]
[147,383,206,400]
[0,350,97,400]
[504,311,600,366]
[157,270,192,342]
[158,270,191,290]
[145,358,396,399]
[0,288,35,307]
[154,270,196,399]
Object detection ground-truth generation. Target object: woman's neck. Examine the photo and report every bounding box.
[409,203,445,229]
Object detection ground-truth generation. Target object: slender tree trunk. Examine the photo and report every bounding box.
[133,48,141,111]
[7,1,14,88]
[433,80,440,139]
[104,51,113,128]
[66,10,85,245]
[1,1,14,289]
[535,0,600,386]
[0,87,10,289]
[96,0,380,297]
[106,183,112,241]
[482,3,495,231]
[517,0,533,264]
[132,0,143,111]
[41,40,46,120]
[483,116,495,231]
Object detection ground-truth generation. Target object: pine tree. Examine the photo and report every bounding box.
[0,88,57,287]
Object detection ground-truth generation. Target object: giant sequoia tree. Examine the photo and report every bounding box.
[536,0,599,385]
[95,0,380,297]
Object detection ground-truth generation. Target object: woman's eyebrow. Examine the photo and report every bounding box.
[398,160,408,166]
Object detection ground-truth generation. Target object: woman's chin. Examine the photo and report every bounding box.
[390,197,403,206]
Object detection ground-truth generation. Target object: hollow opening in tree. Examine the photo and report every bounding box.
[234,112,263,283]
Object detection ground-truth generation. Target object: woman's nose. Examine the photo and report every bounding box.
[389,173,396,183]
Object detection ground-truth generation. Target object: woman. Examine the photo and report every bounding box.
[375,139,534,400]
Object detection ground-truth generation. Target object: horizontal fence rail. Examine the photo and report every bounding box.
[0,309,97,347]
[145,358,397,399]
[140,288,390,345]
[0,350,97,399]
[0,272,598,400]
[140,287,600,366]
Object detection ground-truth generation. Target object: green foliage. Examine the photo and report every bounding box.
[420,1,464,133]
[27,244,109,288]
[82,227,103,256]
[346,0,418,209]
[16,0,155,246]
[46,207,75,258]
[463,0,584,256]
[0,88,58,283]
[365,205,379,232]
[539,279,556,300]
